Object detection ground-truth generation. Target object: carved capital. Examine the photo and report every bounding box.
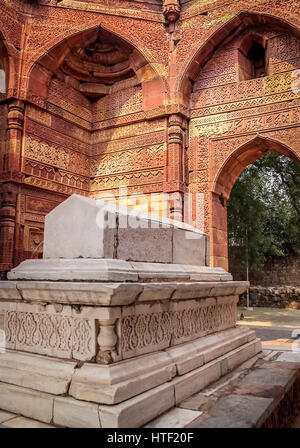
[163,0,180,23]
[1,171,24,184]
[7,100,24,131]
[0,183,17,223]
[0,183,18,207]
[168,114,183,144]
[96,319,118,365]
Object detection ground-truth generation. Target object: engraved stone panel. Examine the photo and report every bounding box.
[4,311,96,361]
[121,301,237,359]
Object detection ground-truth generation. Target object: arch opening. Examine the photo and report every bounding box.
[238,39,266,81]
[210,137,300,271]
[213,137,299,200]
[16,25,167,265]
[0,37,9,95]
[247,42,266,79]
[28,26,158,102]
[227,148,300,284]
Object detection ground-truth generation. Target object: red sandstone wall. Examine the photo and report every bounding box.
[189,27,300,268]
[0,0,300,272]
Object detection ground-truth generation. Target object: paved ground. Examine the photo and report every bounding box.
[237,307,300,330]
[237,307,300,349]
[237,305,300,429]
[249,326,293,341]
[0,412,55,428]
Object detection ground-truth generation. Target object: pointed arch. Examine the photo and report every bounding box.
[26,25,166,103]
[0,30,17,97]
[177,12,300,101]
[213,136,300,200]
[208,136,300,270]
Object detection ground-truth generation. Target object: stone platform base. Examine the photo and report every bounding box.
[0,326,261,427]
[1,349,300,428]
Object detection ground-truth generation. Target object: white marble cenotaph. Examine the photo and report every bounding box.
[0,194,261,427]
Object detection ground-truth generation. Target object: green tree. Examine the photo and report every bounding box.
[227,151,300,268]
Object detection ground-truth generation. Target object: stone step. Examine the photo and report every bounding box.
[184,355,300,428]
[0,326,256,404]
[0,337,261,428]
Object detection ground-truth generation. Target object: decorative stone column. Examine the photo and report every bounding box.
[5,100,24,174]
[96,318,118,364]
[0,100,24,275]
[0,183,18,274]
[164,114,188,220]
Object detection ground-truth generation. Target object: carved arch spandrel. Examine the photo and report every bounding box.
[175,11,300,105]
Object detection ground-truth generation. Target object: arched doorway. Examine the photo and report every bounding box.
[5,25,167,269]
[226,148,300,287]
[185,13,300,270]
[211,137,300,270]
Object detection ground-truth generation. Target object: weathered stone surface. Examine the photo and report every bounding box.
[238,364,297,389]
[129,262,190,280]
[14,281,143,306]
[7,259,234,284]
[0,351,76,394]
[53,397,101,428]
[171,282,216,299]
[201,328,256,364]
[0,282,21,300]
[117,226,173,263]
[183,265,232,282]
[166,326,256,375]
[69,352,176,404]
[275,352,300,363]
[44,196,116,259]
[0,410,17,424]
[145,408,202,428]
[190,394,273,428]
[8,258,138,282]
[166,341,205,376]
[179,393,217,412]
[173,228,207,266]
[172,282,248,300]
[173,359,221,404]
[220,339,262,374]
[98,383,175,428]
[0,382,54,423]
[3,417,54,428]
[42,195,210,266]
[137,283,175,301]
